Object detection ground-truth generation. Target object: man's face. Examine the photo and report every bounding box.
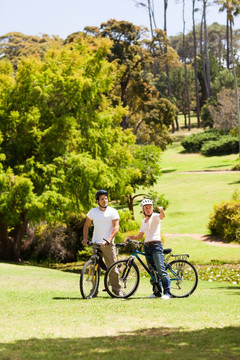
[143,204,153,215]
[98,194,108,207]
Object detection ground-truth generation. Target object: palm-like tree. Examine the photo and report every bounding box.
[217,0,240,155]
[217,0,240,68]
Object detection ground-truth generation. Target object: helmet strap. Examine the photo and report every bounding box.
[99,204,108,209]
[143,210,152,218]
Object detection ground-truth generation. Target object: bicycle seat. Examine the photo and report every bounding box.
[163,248,172,254]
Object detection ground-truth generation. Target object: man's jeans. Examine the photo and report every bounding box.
[144,242,171,296]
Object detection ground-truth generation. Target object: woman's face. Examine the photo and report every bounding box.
[143,204,153,216]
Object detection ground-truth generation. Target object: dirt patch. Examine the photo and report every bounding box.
[165,233,240,247]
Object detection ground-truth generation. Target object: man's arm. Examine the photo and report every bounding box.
[82,217,92,246]
[102,218,119,247]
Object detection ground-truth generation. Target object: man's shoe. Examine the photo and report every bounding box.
[148,293,161,299]
[162,293,172,300]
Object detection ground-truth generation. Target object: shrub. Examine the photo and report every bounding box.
[200,103,214,128]
[208,201,240,243]
[22,225,80,263]
[22,215,86,263]
[201,135,239,156]
[181,130,220,153]
[232,162,240,171]
[115,209,140,244]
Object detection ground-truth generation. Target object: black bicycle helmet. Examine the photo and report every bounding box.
[95,189,108,201]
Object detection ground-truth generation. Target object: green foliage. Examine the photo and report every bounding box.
[130,145,162,189]
[232,161,240,171]
[208,201,240,243]
[118,210,139,233]
[181,130,220,152]
[170,65,196,115]
[0,35,145,260]
[200,101,215,128]
[201,135,239,156]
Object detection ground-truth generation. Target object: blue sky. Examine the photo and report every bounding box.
[1,0,237,40]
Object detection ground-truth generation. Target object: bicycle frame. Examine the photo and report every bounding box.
[131,248,183,283]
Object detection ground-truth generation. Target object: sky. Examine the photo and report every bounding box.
[1,0,239,40]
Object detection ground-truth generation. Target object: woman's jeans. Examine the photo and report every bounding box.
[144,242,171,296]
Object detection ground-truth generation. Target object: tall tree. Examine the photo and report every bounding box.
[192,0,201,127]
[0,37,138,260]
[182,0,191,129]
[203,0,211,98]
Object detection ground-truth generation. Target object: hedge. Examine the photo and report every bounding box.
[181,131,220,153]
[201,135,239,156]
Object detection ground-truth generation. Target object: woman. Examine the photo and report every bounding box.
[124,199,171,299]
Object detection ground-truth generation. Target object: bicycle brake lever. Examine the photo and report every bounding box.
[103,238,110,244]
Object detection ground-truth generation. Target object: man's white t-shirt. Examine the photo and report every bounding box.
[140,213,162,242]
[86,206,120,243]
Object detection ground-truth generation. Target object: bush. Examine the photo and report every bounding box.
[232,162,240,171]
[201,135,239,156]
[181,130,220,153]
[22,215,86,263]
[208,201,240,243]
[200,103,214,128]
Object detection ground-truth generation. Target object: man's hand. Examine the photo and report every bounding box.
[101,239,109,247]
[82,239,88,246]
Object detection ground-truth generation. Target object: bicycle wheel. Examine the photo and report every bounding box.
[104,259,140,299]
[167,260,198,298]
[80,259,100,299]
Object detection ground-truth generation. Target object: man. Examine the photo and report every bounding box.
[82,189,121,295]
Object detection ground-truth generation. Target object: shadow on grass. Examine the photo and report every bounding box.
[0,326,239,360]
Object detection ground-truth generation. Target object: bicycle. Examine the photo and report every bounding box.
[79,239,124,299]
[104,240,198,299]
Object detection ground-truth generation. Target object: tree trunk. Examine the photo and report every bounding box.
[0,213,28,261]
[0,219,13,261]
[203,0,211,98]
[200,15,208,103]
[230,23,240,157]
[182,0,191,130]
[226,16,230,68]
[175,115,180,131]
[192,0,201,128]
[164,0,172,96]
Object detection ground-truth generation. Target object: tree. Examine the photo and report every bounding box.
[208,87,240,131]
[170,66,196,125]
[217,0,240,68]
[84,20,176,145]
[0,36,139,261]
[182,0,191,129]
[122,145,162,216]
[192,0,201,127]
[0,32,63,69]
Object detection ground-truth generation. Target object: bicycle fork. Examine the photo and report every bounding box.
[118,257,135,288]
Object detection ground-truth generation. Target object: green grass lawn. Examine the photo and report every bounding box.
[0,263,239,360]
[160,142,239,172]
[1,122,240,360]
[130,139,240,235]
[132,171,240,234]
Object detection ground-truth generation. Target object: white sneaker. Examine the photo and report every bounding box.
[162,294,172,300]
[148,294,160,299]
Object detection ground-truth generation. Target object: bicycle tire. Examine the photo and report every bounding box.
[80,259,100,299]
[167,259,198,298]
[104,259,140,299]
